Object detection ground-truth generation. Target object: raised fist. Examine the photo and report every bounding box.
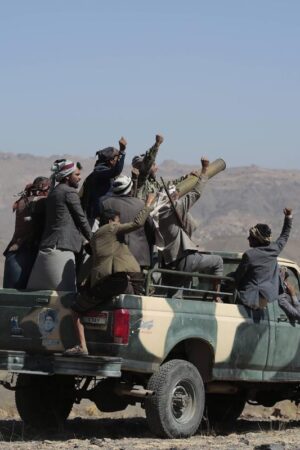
[201,156,210,173]
[155,134,164,146]
[119,136,127,152]
[283,207,293,216]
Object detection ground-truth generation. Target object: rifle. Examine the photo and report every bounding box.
[160,177,188,234]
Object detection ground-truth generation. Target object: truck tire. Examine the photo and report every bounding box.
[145,359,205,438]
[205,393,246,426]
[15,374,75,428]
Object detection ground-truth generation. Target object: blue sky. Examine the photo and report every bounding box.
[0,0,299,168]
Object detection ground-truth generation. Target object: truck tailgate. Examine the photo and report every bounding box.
[0,288,76,353]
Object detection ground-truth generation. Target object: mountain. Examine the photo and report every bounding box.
[0,152,299,285]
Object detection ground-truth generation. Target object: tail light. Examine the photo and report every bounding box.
[113,309,130,344]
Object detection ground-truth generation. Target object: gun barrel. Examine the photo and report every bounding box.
[206,158,226,179]
[176,158,226,197]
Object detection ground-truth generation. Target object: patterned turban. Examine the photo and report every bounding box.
[51,159,76,182]
[249,223,272,245]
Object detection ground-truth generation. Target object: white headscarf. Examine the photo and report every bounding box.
[150,184,177,250]
[113,175,133,196]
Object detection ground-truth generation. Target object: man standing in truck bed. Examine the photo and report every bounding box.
[154,157,223,300]
[100,175,155,269]
[80,137,127,225]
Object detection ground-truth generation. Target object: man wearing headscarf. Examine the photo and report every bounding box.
[27,159,92,291]
[3,176,50,288]
[131,134,164,200]
[100,175,155,268]
[80,137,127,224]
[153,157,224,301]
[131,134,192,201]
[231,208,293,309]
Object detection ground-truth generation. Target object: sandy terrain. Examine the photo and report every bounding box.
[1,382,300,450]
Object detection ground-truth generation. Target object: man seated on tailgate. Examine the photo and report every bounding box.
[64,193,156,356]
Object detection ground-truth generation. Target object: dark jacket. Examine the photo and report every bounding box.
[81,153,125,219]
[4,195,47,255]
[100,195,155,267]
[232,216,292,309]
[40,183,92,253]
[278,292,300,320]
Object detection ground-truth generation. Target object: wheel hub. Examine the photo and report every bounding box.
[171,382,195,422]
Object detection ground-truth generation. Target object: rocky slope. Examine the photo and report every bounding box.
[0,152,299,284]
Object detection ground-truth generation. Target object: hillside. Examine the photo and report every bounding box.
[0,152,299,285]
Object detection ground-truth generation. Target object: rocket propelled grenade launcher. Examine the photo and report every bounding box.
[176,158,226,197]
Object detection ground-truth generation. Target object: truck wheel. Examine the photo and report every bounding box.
[145,359,205,438]
[205,393,246,426]
[15,374,75,428]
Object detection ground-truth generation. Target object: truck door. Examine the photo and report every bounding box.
[213,256,271,380]
[213,303,270,380]
[264,267,300,381]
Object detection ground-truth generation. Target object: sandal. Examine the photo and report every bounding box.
[63,345,88,357]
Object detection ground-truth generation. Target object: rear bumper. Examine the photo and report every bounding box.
[0,350,122,377]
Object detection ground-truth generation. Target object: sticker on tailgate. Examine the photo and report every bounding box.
[38,309,58,336]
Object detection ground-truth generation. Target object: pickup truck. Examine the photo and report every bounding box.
[0,251,300,439]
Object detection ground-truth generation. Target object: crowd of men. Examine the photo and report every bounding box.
[2,135,295,355]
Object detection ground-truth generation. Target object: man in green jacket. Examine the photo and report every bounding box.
[65,194,155,356]
[131,134,190,200]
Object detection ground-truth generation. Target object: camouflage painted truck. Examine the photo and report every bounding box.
[1,252,300,438]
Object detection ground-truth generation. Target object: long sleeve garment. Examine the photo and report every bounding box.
[40,183,92,253]
[4,195,47,254]
[232,216,292,308]
[278,292,300,320]
[134,143,188,201]
[100,195,154,267]
[157,176,208,265]
[90,206,152,287]
[81,152,125,220]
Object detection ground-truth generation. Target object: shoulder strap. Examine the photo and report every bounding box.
[160,177,188,234]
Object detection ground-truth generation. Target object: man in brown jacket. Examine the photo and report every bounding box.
[65,194,155,356]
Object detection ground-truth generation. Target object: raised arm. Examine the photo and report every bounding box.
[111,136,127,177]
[93,137,127,180]
[275,208,293,253]
[136,134,164,182]
[176,157,209,214]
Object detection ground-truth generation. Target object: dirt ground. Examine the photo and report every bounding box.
[1,381,300,450]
